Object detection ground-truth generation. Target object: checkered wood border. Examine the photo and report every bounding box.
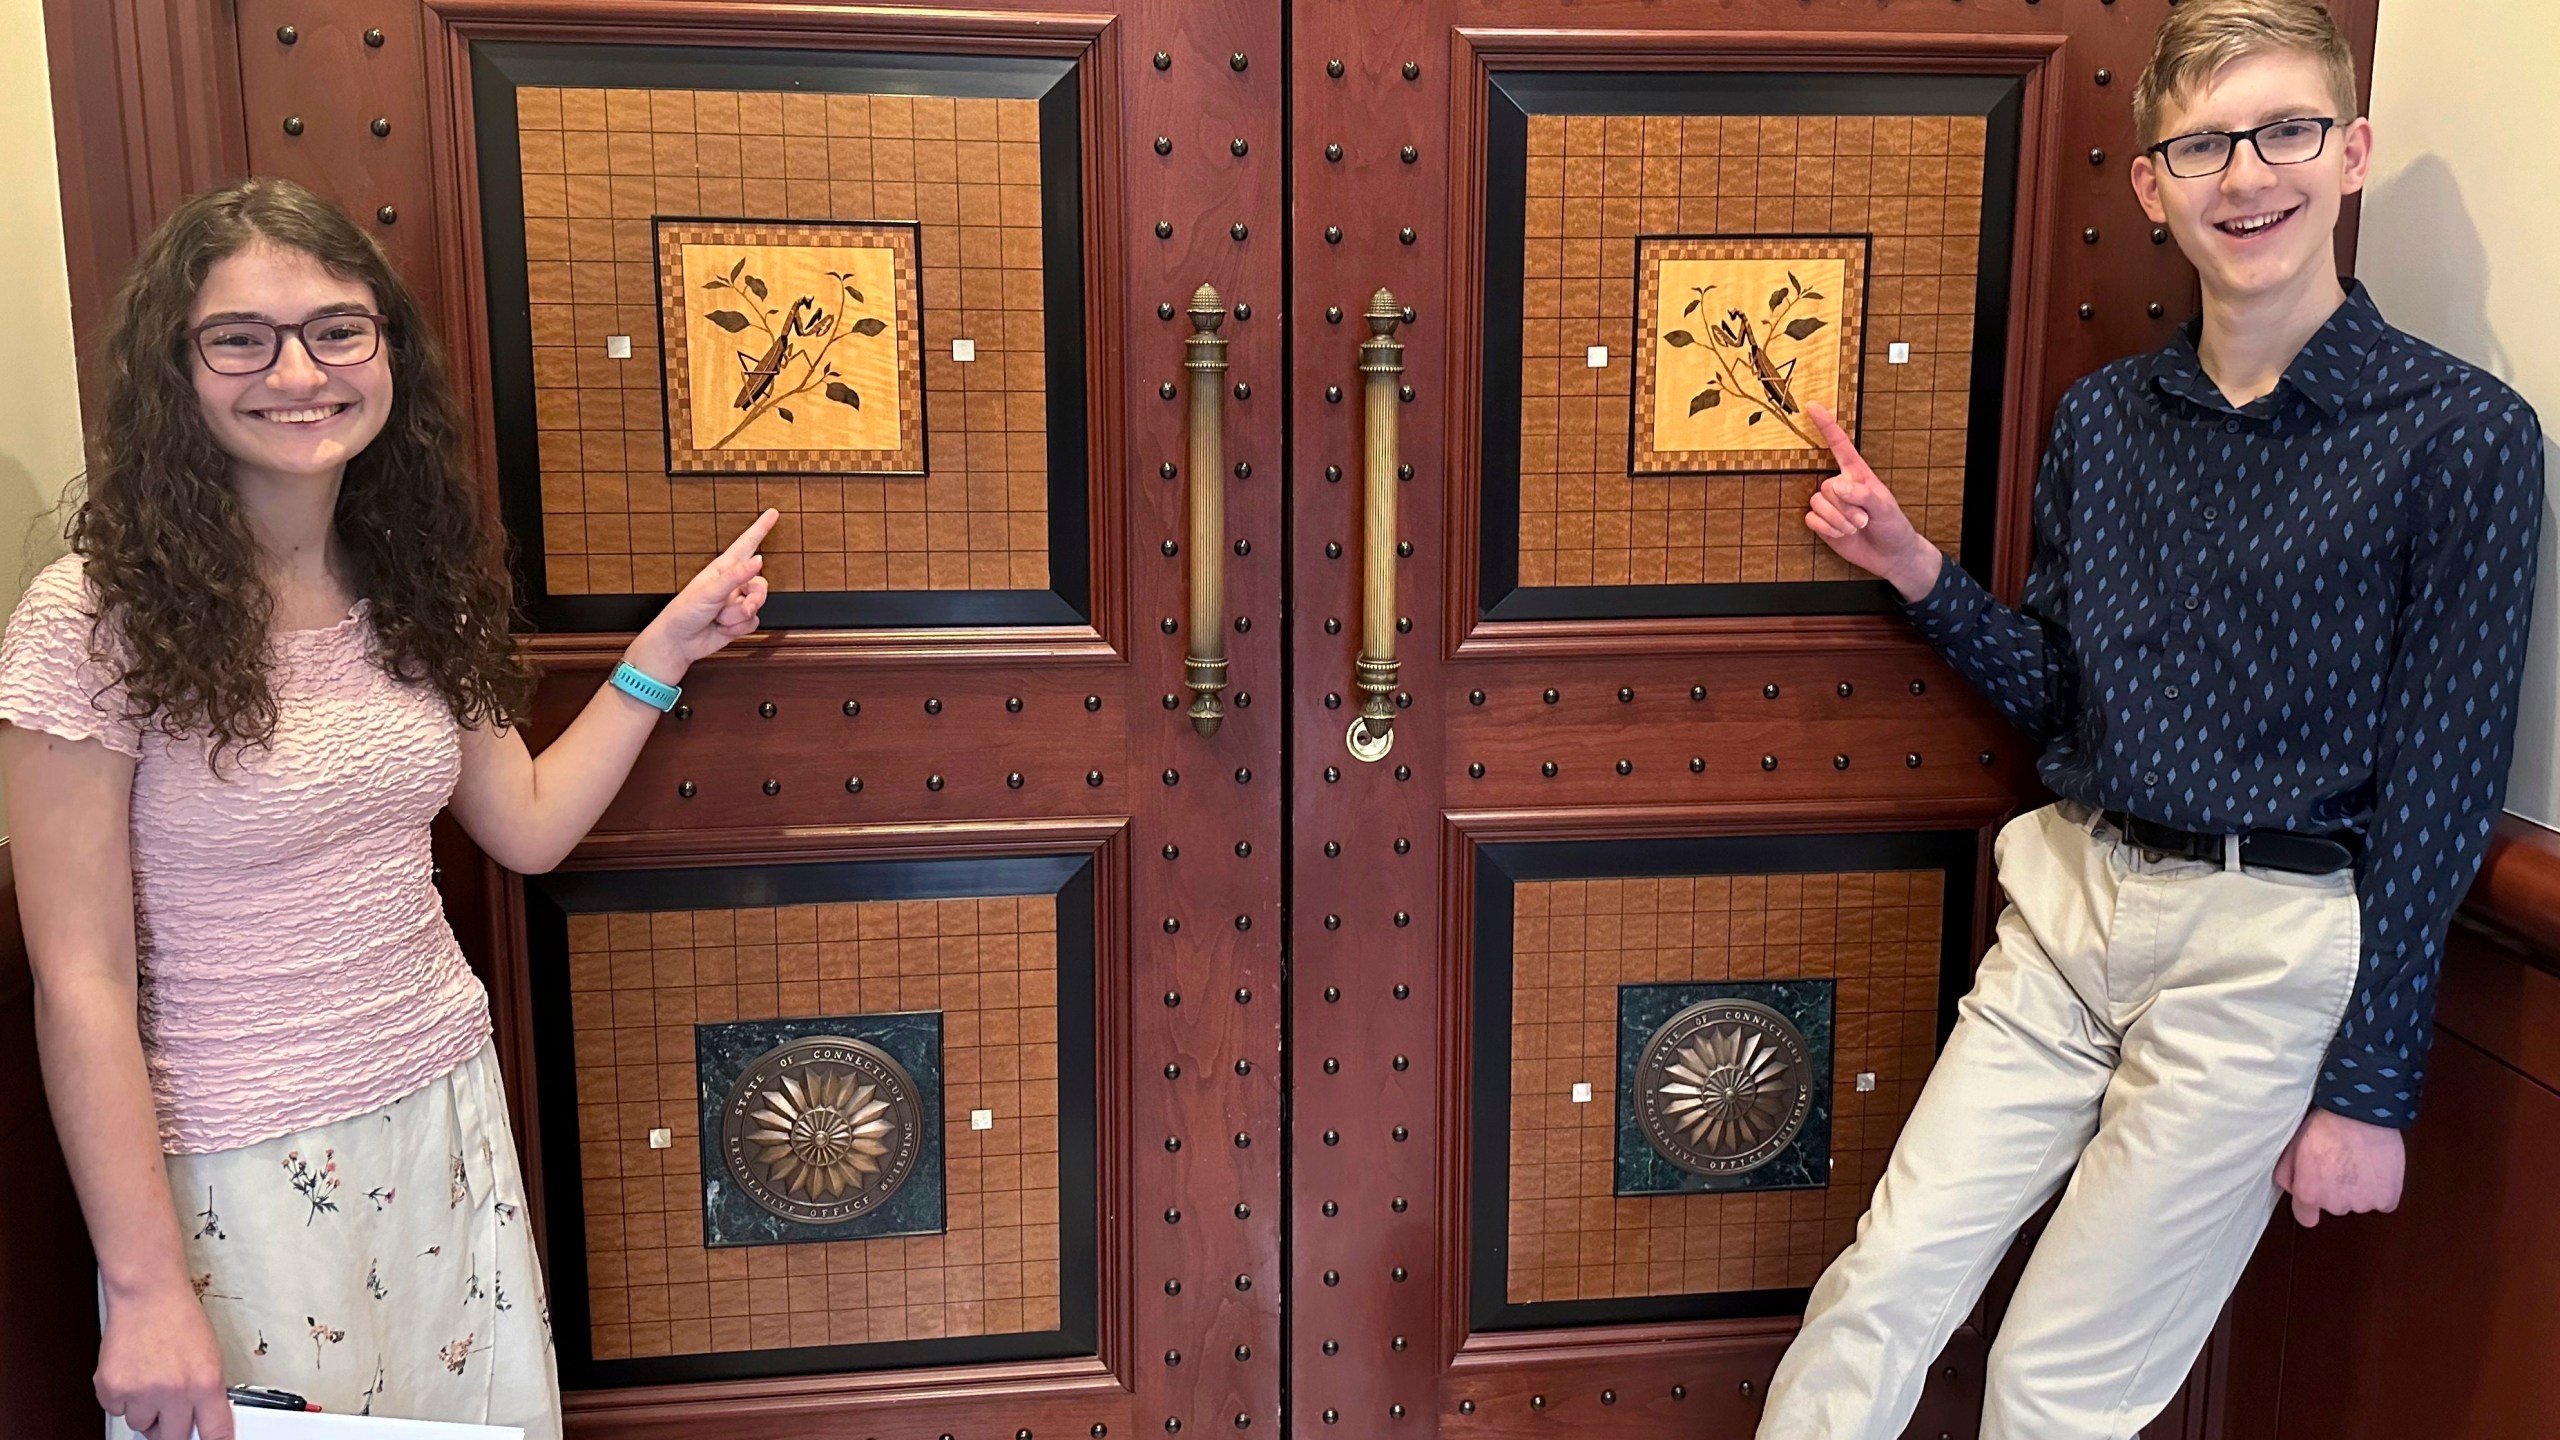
[653,218,927,476]
[1627,234,1871,475]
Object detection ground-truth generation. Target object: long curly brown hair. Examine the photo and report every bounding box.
[69,177,530,757]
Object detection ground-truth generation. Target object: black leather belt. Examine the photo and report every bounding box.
[2100,809,2360,876]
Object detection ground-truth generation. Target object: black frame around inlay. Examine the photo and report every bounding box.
[1476,71,2023,622]
[524,854,1100,1389]
[472,42,1092,632]
[1467,830,1978,1334]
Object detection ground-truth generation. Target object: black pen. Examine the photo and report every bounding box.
[225,1383,317,1411]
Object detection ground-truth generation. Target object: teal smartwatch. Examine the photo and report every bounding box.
[611,660,681,713]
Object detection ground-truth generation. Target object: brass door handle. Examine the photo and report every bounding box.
[1348,289,1403,762]
[1182,284,1230,735]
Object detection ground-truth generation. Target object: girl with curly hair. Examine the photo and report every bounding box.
[0,177,776,1440]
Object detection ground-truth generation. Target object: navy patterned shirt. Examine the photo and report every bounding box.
[1903,283,2544,1127]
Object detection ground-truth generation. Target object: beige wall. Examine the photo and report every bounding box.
[0,0,81,833]
[2357,3,2560,827]
[0,0,80,598]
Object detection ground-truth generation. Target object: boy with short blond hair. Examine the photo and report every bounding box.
[1760,2,2543,1436]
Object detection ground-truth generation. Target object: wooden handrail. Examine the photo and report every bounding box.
[2458,813,2560,965]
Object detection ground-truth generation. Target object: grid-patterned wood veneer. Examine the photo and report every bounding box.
[1517,113,1987,587]
[516,87,1051,595]
[1506,871,1945,1304]
[568,896,1061,1360]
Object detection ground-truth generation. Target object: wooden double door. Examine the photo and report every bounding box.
[181,1,2349,1436]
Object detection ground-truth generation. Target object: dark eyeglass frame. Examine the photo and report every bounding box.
[185,311,392,376]
[2145,116,2339,179]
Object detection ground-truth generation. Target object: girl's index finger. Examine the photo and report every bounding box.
[720,508,783,565]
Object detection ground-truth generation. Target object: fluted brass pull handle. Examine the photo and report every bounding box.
[1183,284,1230,736]
[1348,288,1403,763]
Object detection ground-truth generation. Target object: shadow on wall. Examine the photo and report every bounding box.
[0,453,71,595]
[2362,153,2560,827]
[0,454,75,833]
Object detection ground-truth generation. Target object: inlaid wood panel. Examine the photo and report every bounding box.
[567,896,1061,1360]
[1505,870,1944,1304]
[1516,113,1985,588]
[514,86,1051,595]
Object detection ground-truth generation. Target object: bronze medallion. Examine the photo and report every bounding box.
[718,1035,925,1225]
[1635,998,1814,1177]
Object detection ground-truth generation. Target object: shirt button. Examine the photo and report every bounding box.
[2223,420,2241,433]
[2203,506,2219,521]
[2165,685,2181,699]
[2144,771,2161,786]
[2184,596,2200,610]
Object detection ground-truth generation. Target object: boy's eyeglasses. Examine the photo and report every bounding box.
[187,313,389,376]
[2146,117,2338,179]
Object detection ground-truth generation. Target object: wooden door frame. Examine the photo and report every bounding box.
[43,0,248,428]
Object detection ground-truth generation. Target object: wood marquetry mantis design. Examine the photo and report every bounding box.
[694,256,893,451]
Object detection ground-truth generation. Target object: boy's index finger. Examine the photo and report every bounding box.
[1806,403,1871,478]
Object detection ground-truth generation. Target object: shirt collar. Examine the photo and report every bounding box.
[2146,280,2388,419]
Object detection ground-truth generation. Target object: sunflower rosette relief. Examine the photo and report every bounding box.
[741,1063,900,1204]
[1613,980,1835,1196]
[697,1013,946,1245]
[1647,1016,1806,1161]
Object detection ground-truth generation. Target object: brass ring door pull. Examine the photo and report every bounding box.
[1183,284,1230,735]
[1348,288,1403,762]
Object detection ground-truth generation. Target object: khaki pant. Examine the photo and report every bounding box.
[1757,802,2362,1440]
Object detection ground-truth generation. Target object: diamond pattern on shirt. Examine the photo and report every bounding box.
[1901,283,2545,1127]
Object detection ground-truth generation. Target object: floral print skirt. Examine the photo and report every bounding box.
[108,1041,562,1439]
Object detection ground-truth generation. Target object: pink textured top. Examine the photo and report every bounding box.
[0,556,490,1154]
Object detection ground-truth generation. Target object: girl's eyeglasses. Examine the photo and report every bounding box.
[187,312,389,376]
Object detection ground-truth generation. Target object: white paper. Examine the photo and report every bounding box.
[229,1405,524,1439]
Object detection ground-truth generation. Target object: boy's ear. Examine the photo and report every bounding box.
[2130,150,2170,225]
[2337,114,2375,198]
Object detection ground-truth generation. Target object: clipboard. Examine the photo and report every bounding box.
[228,1405,526,1439]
